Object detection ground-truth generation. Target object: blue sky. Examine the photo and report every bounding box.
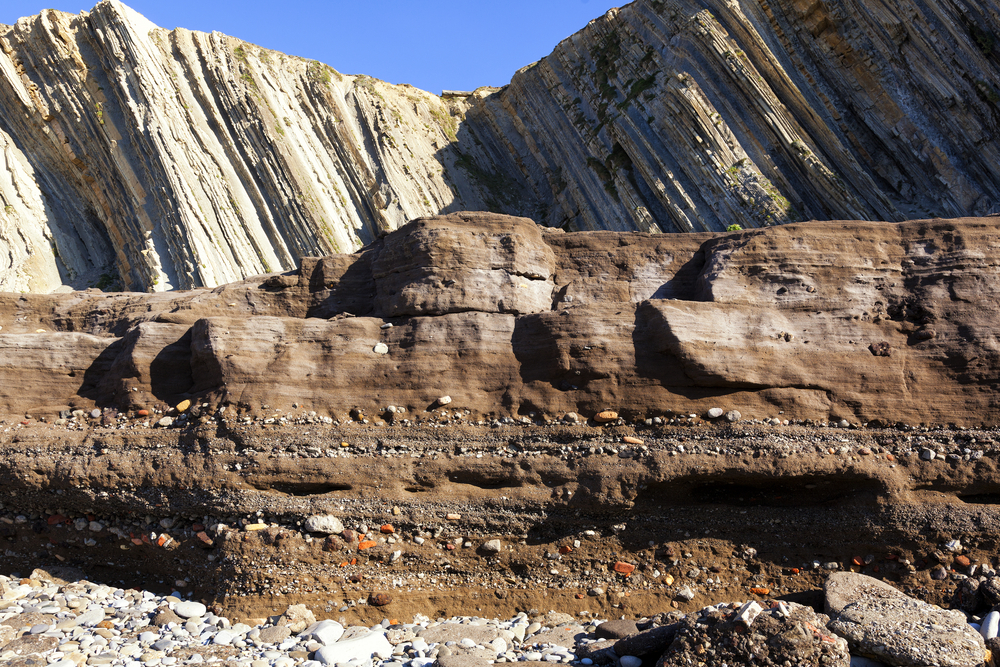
[2,0,622,93]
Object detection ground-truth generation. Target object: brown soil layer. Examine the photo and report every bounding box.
[1,420,997,624]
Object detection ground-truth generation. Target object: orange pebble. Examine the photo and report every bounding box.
[559,546,573,554]
[359,540,376,550]
[380,524,394,534]
[613,561,636,575]
[751,587,770,596]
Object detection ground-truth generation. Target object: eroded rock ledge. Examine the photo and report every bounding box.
[1,211,999,427]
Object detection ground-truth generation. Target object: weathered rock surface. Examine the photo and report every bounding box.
[0,1,502,293]
[659,601,850,666]
[3,212,1000,425]
[825,572,986,667]
[3,0,1000,292]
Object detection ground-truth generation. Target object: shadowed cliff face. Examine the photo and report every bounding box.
[1,0,1000,293]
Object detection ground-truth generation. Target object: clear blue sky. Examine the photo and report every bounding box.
[2,0,622,93]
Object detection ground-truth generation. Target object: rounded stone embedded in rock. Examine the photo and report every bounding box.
[594,410,618,423]
[373,343,389,355]
[175,399,191,413]
[706,407,724,419]
[620,657,642,667]
[437,395,452,405]
[174,601,207,619]
[725,410,741,423]
[305,515,344,534]
[481,539,502,554]
[368,592,392,606]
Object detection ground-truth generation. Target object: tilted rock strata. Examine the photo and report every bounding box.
[0,1,507,292]
[2,212,1000,426]
[465,0,1000,233]
[3,0,1000,292]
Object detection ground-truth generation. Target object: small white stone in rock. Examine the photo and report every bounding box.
[735,601,762,627]
[437,396,452,405]
[706,408,724,419]
[482,539,502,554]
[305,515,344,534]
[373,343,389,355]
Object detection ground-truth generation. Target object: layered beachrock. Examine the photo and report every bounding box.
[1,212,1000,426]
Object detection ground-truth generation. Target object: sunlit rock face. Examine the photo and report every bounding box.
[2,0,999,292]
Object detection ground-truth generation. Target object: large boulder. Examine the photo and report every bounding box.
[659,601,850,667]
[372,212,556,316]
[825,572,986,667]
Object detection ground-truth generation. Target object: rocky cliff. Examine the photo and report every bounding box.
[2,0,1000,293]
[3,213,1000,427]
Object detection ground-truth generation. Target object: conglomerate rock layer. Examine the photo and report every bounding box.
[2,212,999,427]
[2,0,1000,291]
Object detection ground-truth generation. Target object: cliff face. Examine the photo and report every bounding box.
[0,1,514,292]
[1,0,1000,293]
[463,0,1000,233]
[3,213,1000,427]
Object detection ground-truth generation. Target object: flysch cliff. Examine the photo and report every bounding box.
[2,0,1000,293]
[2,212,1000,428]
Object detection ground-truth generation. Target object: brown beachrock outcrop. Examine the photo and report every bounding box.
[1,212,1000,426]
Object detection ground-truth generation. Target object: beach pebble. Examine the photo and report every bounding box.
[174,601,207,618]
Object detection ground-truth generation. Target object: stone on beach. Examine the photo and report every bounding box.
[173,601,206,619]
[825,572,986,667]
[314,630,393,665]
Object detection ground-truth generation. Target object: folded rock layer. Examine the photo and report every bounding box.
[1,212,999,426]
[2,0,1000,291]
